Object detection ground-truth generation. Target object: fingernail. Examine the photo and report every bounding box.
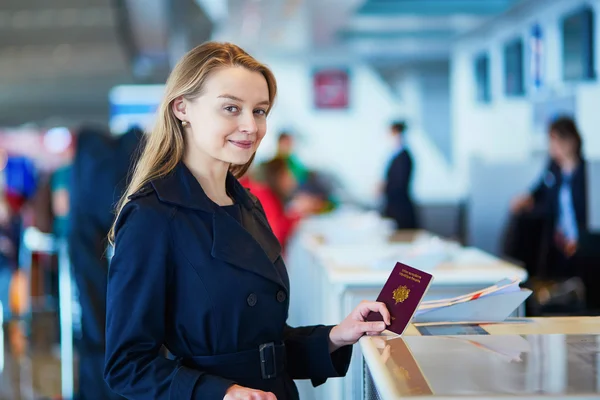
[379,322,386,330]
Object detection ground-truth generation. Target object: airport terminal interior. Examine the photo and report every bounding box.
[1,0,600,399]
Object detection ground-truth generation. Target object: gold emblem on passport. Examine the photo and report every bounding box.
[393,285,410,304]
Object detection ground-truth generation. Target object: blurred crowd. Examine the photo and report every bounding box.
[241,132,337,249]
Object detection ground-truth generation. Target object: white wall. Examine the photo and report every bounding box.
[255,59,461,206]
[255,0,600,207]
[452,0,600,190]
[419,62,453,165]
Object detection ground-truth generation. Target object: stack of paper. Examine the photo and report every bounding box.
[416,278,521,315]
[413,278,532,323]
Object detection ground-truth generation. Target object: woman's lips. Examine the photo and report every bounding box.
[229,140,253,149]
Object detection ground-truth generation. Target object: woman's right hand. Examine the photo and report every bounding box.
[224,384,277,400]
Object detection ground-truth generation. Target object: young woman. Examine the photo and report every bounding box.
[104,42,390,400]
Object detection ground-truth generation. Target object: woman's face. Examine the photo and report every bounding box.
[549,130,576,163]
[173,66,271,167]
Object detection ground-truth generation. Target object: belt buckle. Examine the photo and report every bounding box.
[259,342,277,379]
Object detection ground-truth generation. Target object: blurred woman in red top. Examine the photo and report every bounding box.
[242,158,299,248]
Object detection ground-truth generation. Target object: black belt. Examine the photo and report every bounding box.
[181,342,286,380]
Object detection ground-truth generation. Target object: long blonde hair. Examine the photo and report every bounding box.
[108,42,277,243]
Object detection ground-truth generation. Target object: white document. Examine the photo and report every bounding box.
[413,288,532,323]
[416,277,521,315]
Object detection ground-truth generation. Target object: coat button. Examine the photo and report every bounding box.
[276,290,286,303]
[247,293,257,307]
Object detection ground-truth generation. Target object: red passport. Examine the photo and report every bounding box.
[367,262,433,335]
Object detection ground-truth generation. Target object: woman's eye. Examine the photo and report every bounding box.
[254,109,266,116]
[225,106,239,113]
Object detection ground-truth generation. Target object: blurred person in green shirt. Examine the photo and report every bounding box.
[274,132,340,213]
[275,132,309,184]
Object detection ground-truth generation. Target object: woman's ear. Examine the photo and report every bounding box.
[172,96,188,122]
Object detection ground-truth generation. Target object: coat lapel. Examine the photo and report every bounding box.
[211,208,285,288]
[213,172,286,288]
[242,206,282,264]
[151,162,286,289]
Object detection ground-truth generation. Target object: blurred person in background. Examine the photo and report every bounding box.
[0,174,29,362]
[289,171,335,215]
[510,117,586,276]
[245,158,300,248]
[3,154,37,216]
[1,152,36,320]
[27,130,77,316]
[274,131,308,184]
[0,187,19,320]
[508,116,600,312]
[382,121,418,230]
[275,132,339,212]
[68,124,141,400]
[50,136,75,239]
[242,161,334,249]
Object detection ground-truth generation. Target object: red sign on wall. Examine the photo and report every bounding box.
[313,69,349,109]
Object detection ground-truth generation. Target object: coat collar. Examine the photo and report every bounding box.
[150,162,254,212]
[150,162,286,289]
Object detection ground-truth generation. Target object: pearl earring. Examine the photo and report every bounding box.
[181,120,189,127]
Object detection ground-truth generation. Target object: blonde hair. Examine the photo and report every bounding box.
[108,42,277,243]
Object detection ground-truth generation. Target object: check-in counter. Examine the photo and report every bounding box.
[286,213,528,400]
[361,317,600,400]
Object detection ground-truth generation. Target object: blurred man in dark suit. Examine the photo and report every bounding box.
[383,121,418,230]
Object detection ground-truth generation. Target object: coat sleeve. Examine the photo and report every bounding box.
[283,324,352,387]
[104,201,235,399]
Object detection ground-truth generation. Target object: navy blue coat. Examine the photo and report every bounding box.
[104,162,352,399]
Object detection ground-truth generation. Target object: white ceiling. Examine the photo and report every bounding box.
[0,0,522,128]
[0,0,213,128]
[205,0,519,65]
[0,0,132,127]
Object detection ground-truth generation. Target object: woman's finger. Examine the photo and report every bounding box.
[358,301,391,325]
[358,321,387,334]
[377,303,392,325]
